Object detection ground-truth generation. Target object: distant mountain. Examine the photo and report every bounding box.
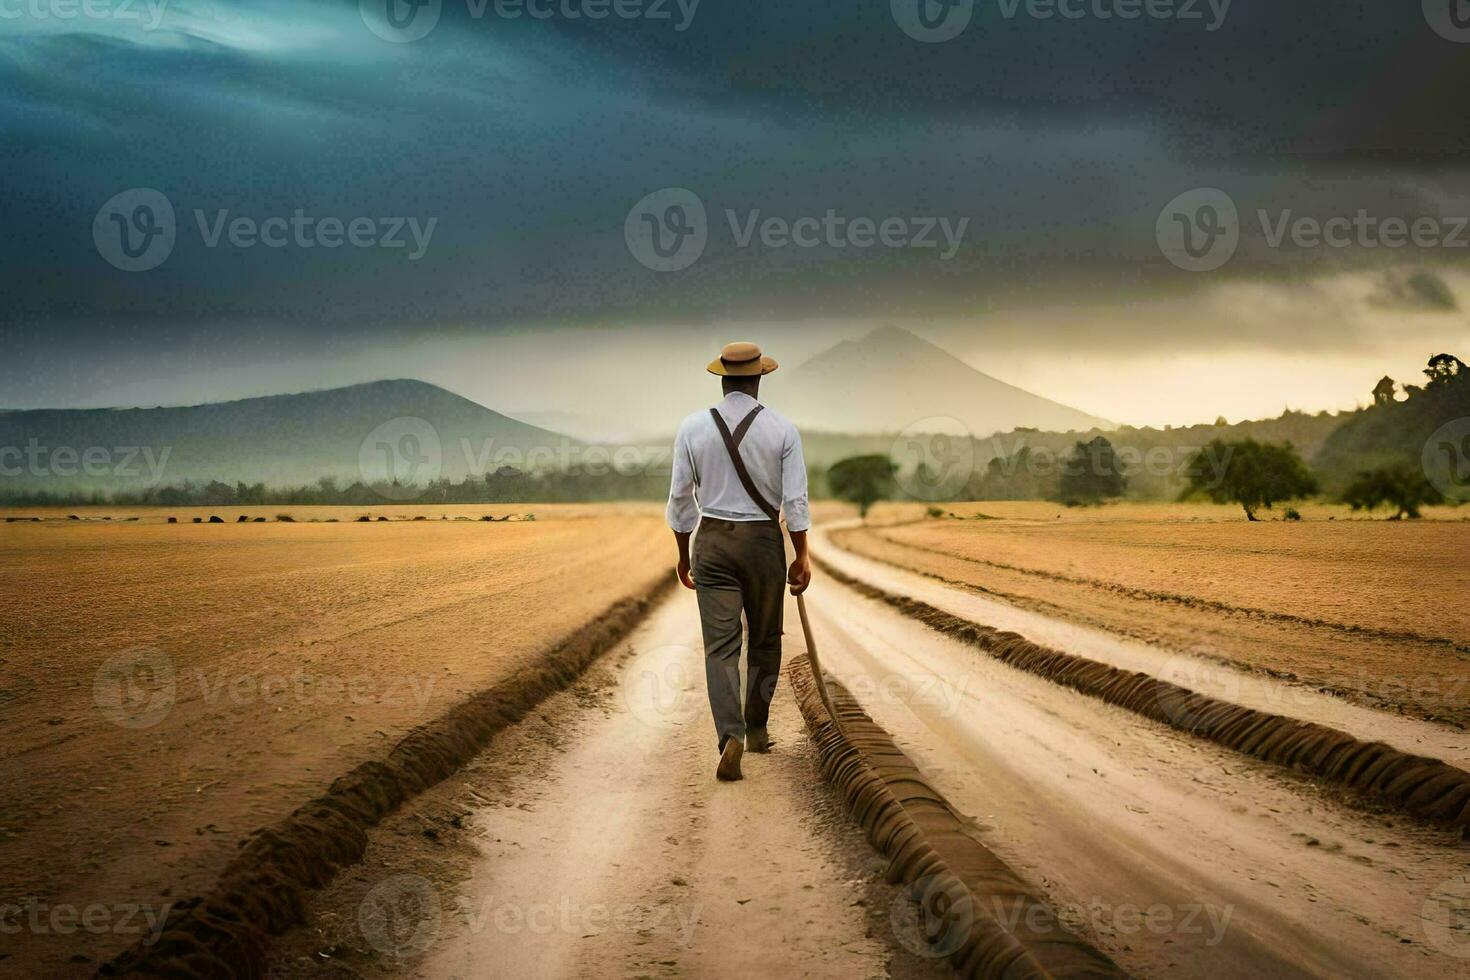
[777,325,1112,437]
[506,409,652,445]
[0,380,572,492]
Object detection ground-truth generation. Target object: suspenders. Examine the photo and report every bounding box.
[708,406,781,522]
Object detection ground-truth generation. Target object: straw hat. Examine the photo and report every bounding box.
[706,341,779,376]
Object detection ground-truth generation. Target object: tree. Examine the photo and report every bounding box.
[827,454,896,518]
[1341,463,1444,519]
[1055,436,1127,505]
[1371,376,1396,406]
[202,480,236,504]
[1424,353,1465,389]
[1180,438,1318,520]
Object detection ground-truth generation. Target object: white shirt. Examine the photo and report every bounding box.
[666,391,811,533]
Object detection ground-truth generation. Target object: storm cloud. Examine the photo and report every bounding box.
[1,0,1468,414]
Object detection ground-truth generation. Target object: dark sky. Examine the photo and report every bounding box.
[1,1,1468,423]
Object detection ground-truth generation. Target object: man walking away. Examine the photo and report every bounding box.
[667,342,812,782]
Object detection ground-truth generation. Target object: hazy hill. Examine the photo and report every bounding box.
[0,379,571,493]
[778,325,1112,438]
[1313,368,1470,494]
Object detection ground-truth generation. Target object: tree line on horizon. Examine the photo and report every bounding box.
[5,353,1465,521]
[828,353,1468,520]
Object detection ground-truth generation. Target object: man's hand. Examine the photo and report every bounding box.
[787,556,811,595]
[673,530,695,590]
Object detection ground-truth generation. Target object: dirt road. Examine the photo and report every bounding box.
[808,524,1469,977]
[416,597,935,979]
[271,592,950,980]
[822,522,1470,769]
[279,526,1469,979]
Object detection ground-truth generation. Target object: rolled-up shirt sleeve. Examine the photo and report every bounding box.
[781,426,811,532]
[666,423,700,533]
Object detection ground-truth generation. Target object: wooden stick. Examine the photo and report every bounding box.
[796,592,842,733]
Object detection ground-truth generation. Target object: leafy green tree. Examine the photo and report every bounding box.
[1341,463,1444,519]
[1055,436,1127,505]
[827,454,897,518]
[202,480,236,504]
[976,445,1057,500]
[1181,438,1318,520]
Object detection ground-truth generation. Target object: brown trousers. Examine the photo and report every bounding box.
[692,517,785,751]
